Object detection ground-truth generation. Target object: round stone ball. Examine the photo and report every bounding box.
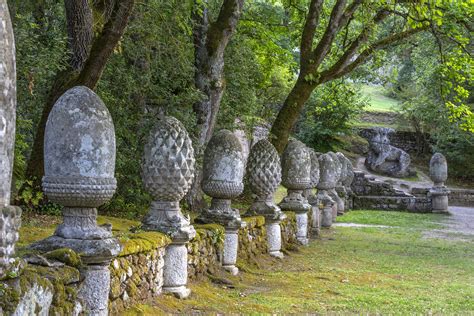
[202,130,245,199]
[42,86,116,207]
[430,153,448,184]
[281,139,311,190]
[246,139,281,197]
[142,116,195,201]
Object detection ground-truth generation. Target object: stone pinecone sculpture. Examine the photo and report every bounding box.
[202,130,244,199]
[281,139,311,190]
[247,139,281,198]
[142,116,195,201]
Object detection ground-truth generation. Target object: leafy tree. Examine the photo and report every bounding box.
[268,0,473,153]
[296,80,368,151]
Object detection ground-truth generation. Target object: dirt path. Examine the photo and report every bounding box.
[423,206,474,241]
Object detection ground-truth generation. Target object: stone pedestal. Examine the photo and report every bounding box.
[317,154,337,227]
[197,130,245,275]
[31,233,121,314]
[163,242,191,298]
[431,188,449,213]
[319,191,335,228]
[222,226,240,275]
[335,186,347,215]
[266,220,283,258]
[429,153,449,214]
[141,116,197,298]
[0,0,21,281]
[310,204,321,236]
[295,213,309,245]
[79,264,111,316]
[30,86,121,315]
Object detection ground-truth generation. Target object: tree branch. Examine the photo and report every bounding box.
[309,0,363,70]
[64,0,93,70]
[320,25,429,83]
[206,0,244,55]
[77,0,135,88]
[300,0,324,66]
[320,9,390,79]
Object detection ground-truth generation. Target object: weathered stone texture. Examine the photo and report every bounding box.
[197,130,245,227]
[351,171,432,212]
[279,140,311,213]
[0,206,22,277]
[430,153,448,186]
[364,127,412,178]
[0,0,17,207]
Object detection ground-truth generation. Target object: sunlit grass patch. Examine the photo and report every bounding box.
[126,210,474,314]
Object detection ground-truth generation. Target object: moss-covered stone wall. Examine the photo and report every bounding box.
[2,212,304,315]
[0,258,82,315]
[109,231,170,314]
[187,224,225,279]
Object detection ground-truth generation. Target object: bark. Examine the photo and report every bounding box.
[187,0,245,211]
[193,0,245,146]
[270,76,316,154]
[24,0,135,184]
[64,0,93,70]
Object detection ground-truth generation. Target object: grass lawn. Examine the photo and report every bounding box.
[360,84,400,112]
[126,210,474,315]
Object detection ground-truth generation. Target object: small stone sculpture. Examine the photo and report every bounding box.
[279,139,311,245]
[141,116,196,298]
[429,153,449,213]
[305,149,321,235]
[0,0,23,279]
[328,152,344,218]
[317,154,337,227]
[31,86,121,315]
[196,130,246,275]
[364,127,411,178]
[245,139,285,258]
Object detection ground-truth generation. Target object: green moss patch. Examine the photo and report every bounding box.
[43,248,82,268]
[119,231,171,257]
[242,216,266,228]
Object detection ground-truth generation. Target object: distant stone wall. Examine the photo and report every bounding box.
[358,128,431,155]
[187,214,299,280]
[351,171,432,213]
[353,195,432,212]
[449,189,474,207]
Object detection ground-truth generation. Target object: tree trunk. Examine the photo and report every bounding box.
[24,0,135,185]
[270,76,316,154]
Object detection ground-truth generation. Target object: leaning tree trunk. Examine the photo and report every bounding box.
[24,0,135,185]
[270,76,316,154]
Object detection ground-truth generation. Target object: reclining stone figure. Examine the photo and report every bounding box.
[364,127,412,178]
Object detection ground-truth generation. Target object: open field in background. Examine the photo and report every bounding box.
[359,84,400,113]
[125,210,474,315]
